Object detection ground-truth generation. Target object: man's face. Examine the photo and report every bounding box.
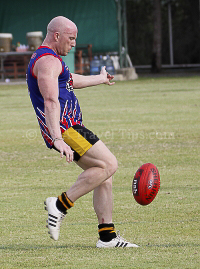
[58,27,77,56]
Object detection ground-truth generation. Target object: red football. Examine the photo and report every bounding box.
[132,163,160,205]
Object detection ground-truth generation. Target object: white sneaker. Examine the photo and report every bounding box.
[44,197,66,241]
[96,233,139,248]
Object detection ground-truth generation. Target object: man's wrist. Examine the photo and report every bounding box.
[52,137,63,144]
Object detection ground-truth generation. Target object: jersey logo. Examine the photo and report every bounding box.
[66,74,74,92]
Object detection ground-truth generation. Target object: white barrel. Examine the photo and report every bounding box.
[26,31,43,51]
[0,33,13,52]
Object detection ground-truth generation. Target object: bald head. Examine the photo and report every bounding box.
[47,16,77,35]
[43,16,77,56]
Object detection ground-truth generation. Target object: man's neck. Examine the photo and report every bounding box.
[42,41,58,55]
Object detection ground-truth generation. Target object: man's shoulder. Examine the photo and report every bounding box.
[33,46,62,66]
[37,54,61,64]
[34,55,62,77]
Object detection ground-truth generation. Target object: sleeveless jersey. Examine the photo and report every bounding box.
[27,46,83,149]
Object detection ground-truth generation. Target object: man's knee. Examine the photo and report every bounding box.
[106,154,118,178]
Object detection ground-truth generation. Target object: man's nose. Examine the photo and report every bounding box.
[71,40,76,47]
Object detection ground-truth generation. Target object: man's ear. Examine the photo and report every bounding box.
[54,32,60,42]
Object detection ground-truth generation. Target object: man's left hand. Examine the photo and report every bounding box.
[101,66,115,86]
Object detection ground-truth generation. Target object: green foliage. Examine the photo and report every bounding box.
[162,0,200,64]
[127,0,200,65]
[127,0,154,65]
[0,77,200,268]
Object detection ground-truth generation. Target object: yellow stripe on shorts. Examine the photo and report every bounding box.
[62,127,92,157]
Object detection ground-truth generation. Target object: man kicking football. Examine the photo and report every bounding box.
[27,16,139,248]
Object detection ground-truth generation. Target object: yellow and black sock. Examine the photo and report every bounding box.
[98,223,117,242]
[56,192,74,214]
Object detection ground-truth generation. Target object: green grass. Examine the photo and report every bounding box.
[0,76,199,268]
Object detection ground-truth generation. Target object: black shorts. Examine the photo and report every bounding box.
[53,125,99,161]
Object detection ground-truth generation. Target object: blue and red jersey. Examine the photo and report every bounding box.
[27,46,83,148]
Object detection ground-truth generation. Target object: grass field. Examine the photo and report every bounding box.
[0,75,200,268]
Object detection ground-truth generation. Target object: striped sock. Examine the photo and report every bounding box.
[98,223,117,242]
[56,192,74,214]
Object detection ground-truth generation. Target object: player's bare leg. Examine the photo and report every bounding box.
[69,140,118,244]
[45,140,116,241]
[67,140,118,203]
[93,176,113,224]
[45,140,139,247]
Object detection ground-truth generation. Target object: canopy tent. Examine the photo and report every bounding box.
[0,0,129,67]
[0,0,118,52]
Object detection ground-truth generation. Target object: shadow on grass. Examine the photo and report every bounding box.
[1,242,199,251]
[0,244,94,251]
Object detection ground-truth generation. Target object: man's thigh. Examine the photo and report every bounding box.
[62,124,116,171]
[75,140,116,171]
[62,125,99,162]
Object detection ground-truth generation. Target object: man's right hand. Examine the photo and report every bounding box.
[54,139,74,163]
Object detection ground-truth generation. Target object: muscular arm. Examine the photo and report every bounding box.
[72,66,115,89]
[36,56,61,139]
[34,56,73,162]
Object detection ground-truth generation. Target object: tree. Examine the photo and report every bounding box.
[152,0,162,72]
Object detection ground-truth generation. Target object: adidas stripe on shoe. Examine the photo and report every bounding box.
[44,197,66,241]
[96,233,139,248]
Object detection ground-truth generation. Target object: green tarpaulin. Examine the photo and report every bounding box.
[0,0,118,53]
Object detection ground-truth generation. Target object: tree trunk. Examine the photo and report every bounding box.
[152,0,162,72]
